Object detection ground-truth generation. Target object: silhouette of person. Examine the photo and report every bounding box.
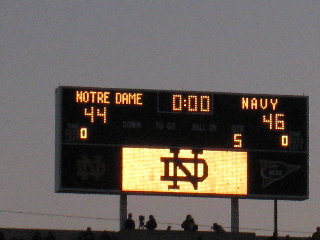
[211,223,225,233]
[138,215,145,229]
[312,227,320,239]
[181,214,198,231]
[82,227,95,240]
[0,231,5,240]
[124,213,135,230]
[145,215,157,230]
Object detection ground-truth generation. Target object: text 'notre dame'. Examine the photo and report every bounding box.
[75,90,143,106]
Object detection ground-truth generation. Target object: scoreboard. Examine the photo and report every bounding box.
[55,86,309,200]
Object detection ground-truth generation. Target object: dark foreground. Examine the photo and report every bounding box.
[0,228,311,240]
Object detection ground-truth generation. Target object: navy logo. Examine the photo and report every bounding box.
[260,159,300,188]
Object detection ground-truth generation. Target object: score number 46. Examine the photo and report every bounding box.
[263,113,289,147]
[262,113,285,130]
[233,113,289,148]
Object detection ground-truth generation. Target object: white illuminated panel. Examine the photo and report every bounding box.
[122,148,247,195]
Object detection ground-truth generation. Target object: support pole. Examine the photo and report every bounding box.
[274,199,278,237]
[120,194,128,231]
[231,197,239,233]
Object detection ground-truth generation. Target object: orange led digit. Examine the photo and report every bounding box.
[188,95,198,112]
[80,127,88,139]
[281,135,289,147]
[172,94,182,111]
[233,133,242,148]
[263,114,273,130]
[200,95,210,112]
[275,113,285,130]
[84,107,95,123]
[96,107,107,124]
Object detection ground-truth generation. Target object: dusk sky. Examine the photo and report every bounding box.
[1,1,320,237]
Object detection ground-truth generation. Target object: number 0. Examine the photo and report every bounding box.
[80,127,88,139]
[281,135,289,147]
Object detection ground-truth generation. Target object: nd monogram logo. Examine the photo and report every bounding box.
[77,155,106,181]
[122,147,247,195]
[161,149,208,190]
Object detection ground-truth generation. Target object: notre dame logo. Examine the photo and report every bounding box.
[77,155,106,181]
[161,149,208,190]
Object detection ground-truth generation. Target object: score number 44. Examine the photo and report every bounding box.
[84,107,107,124]
[79,107,107,140]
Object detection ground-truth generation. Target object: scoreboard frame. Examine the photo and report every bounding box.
[55,86,309,200]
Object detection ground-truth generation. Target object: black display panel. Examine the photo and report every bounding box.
[55,86,309,200]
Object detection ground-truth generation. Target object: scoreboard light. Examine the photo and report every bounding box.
[55,86,309,200]
[122,148,247,195]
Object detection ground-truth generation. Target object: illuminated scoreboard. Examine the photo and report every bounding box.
[55,86,309,200]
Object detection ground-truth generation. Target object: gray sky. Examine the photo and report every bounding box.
[1,0,319,237]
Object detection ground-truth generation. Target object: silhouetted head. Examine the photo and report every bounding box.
[211,223,219,231]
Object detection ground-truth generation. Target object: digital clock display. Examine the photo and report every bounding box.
[55,86,309,200]
[158,93,212,114]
